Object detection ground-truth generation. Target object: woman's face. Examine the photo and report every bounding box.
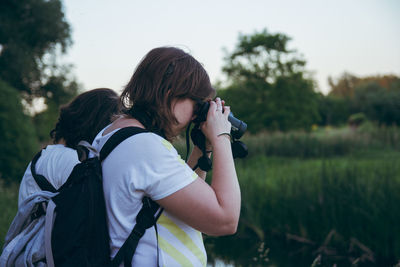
[171,98,198,135]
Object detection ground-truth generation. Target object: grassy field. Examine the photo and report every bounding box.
[204,125,400,266]
[1,125,399,266]
[205,152,400,266]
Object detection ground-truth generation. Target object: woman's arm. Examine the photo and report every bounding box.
[157,99,241,236]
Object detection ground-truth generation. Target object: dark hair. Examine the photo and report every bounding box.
[120,46,216,140]
[50,88,119,149]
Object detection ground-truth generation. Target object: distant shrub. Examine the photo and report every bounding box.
[348,112,367,127]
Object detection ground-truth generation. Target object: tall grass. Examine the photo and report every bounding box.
[206,152,400,266]
[241,125,400,158]
[0,181,19,248]
[175,125,400,159]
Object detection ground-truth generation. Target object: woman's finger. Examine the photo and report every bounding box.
[223,106,231,119]
[208,100,217,114]
[215,98,223,111]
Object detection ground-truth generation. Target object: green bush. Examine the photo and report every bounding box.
[353,82,400,126]
[317,95,351,126]
[0,80,39,181]
[348,112,367,126]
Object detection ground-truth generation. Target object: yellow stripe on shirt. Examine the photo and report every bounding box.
[161,139,174,151]
[158,214,206,266]
[176,155,186,165]
[158,236,193,267]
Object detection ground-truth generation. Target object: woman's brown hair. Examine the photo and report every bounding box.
[50,88,119,149]
[120,47,216,140]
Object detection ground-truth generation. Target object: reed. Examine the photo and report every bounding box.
[206,152,400,266]
[241,124,400,158]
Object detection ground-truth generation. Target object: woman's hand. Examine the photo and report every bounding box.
[200,98,231,146]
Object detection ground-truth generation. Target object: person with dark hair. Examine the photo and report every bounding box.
[92,47,241,266]
[18,88,119,205]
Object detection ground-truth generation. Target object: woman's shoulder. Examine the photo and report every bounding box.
[42,144,77,157]
[123,132,177,156]
[40,144,79,165]
[93,124,179,162]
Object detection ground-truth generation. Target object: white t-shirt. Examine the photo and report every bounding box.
[92,126,207,267]
[18,144,80,206]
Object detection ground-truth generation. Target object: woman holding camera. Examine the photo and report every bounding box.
[92,47,240,266]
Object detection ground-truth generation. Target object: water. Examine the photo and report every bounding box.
[207,259,235,267]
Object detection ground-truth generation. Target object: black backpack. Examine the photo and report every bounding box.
[31,127,163,267]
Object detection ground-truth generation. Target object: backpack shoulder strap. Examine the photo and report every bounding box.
[31,150,57,193]
[102,127,164,267]
[111,197,163,267]
[99,127,149,162]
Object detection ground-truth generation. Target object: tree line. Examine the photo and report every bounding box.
[217,29,400,132]
[0,0,78,181]
[1,0,399,181]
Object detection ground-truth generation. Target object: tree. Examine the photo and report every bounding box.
[219,29,320,132]
[328,73,400,99]
[0,0,79,146]
[0,0,72,101]
[0,80,38,181]
[327,73,400,125]
[353,82,400,126]
[327,73,359,98]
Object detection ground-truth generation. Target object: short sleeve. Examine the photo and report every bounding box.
[115,134,199,201]
[18,145,79,206]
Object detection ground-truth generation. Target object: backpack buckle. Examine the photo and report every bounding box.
[31,201,47,220]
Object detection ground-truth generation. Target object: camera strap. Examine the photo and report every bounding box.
[185,122,192,164]
[186,122,213,172]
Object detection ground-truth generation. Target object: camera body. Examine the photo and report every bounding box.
[191,101,248,167]
[193,102,247,139]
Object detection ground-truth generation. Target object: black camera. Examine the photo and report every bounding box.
[189,101,248,171]
[193,102,247,139]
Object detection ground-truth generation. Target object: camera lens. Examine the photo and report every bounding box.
[228,112,247,139]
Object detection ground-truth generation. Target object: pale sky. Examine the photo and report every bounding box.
[62,0,400,94]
